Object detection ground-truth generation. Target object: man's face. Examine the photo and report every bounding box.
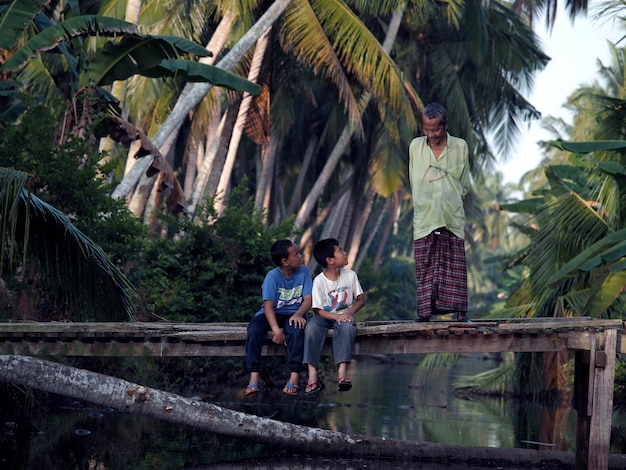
[422,115,447,147]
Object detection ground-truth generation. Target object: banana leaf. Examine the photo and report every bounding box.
[0,0,42,50]
[1,15,136,71]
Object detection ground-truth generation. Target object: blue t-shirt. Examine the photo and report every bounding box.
[254,265,312,317]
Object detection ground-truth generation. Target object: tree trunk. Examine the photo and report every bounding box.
[187,111,227,218]
[286,134,317,216]
[298,174,353,250]
[214,28,271,216]
[254,137,278,218]
[0,355,587,467]
[373,188,403,269]
[354,194,392,271]
[111,0,295,201]
[346,186,377,269]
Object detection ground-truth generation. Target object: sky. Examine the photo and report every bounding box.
[496,4,624,183]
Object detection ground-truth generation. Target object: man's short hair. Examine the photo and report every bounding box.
[422,102,448,125]
[271,239,294,266]
[313,238,339,269]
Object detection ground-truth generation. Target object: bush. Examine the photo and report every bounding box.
[135,182,295,322]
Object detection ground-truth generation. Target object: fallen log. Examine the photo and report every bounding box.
[1,355,625,469]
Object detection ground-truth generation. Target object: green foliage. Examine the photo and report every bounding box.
[0,102,147,255]
[356,256,416,320]
[136,182,295,322]
[0,102,145,320]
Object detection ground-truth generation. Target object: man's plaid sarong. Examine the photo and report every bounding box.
[414,229,468,320]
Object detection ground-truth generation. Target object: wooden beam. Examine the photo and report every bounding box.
[588,329,617,470]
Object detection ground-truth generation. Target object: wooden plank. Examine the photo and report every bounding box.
[574,350,591,470]
[588,329,617,470]
[587,336,596,417]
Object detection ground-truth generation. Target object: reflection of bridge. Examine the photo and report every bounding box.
[0,317,623,470]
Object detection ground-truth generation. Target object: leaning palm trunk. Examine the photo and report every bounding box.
[299,174,354,250]
[293,5,405,231]
[286,134,318,216]
[214,28,271,216]
[354,194,390,271]
[187,112,227,218]
[254,137,279,218]
[127,11,235,218]
[0,355,582,466]
[111,0,295,202]
[346,186,377,269]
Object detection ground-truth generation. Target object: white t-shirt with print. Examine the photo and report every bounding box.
[312,268,363,313]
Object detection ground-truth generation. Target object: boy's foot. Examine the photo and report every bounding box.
[245,382,260,396]
[305,382,322,395]
[456,313,471,323]
[337,378,352,392]
[282,382,299,396]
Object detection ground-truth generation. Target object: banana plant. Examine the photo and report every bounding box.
[0,12,261,97]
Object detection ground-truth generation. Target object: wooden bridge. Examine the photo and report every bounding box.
[0,316,624,470]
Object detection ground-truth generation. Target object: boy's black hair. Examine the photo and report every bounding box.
[313,238,339,269]
[271,239,295,266]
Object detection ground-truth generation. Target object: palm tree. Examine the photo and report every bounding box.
[111,0,296,201]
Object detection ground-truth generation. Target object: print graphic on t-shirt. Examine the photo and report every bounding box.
[276,285,303,310]
[324,287,349,312]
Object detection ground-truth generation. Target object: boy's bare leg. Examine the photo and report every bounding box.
[337,362,352,391]
[245,371,261,396]
[306,364,318,386]
[337,362,348,380]
[288,371,299,386]
[248,371,260,387]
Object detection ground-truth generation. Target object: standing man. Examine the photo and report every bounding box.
[408,103,471,322]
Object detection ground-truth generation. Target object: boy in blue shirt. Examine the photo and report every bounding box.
[245,239,312,396]
[303,238,365,394]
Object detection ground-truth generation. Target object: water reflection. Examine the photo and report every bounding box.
[2,354,624,469]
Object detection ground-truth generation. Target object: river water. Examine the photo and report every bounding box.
[2,354,625,469]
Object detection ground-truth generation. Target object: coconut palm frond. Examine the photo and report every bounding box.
[417,352,460,372]
[281,0,416,133]
[1,168,137,321]
[0,168,30,272]
[368,125,405,197]
[280,0,361,128]
[453,361,515,394]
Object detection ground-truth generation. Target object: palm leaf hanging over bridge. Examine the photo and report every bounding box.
[0,168,137,321]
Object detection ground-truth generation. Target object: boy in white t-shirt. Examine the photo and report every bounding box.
[303,238,365,394]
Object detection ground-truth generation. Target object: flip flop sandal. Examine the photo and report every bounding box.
[245,382,260,396]
[337,378,352,392]
[305,382,322,395]
[282,382,299,396]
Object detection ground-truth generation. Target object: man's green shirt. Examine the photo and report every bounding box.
[408,133,470,240]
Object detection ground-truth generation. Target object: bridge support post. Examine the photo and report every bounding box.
[574,329,617,470]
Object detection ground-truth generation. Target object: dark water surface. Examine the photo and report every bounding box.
[2,354,624,469]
